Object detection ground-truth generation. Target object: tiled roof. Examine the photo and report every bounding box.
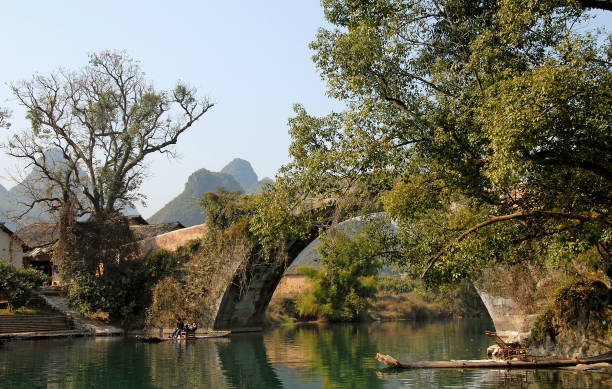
[16,220,185,251]
[129,222,185,241]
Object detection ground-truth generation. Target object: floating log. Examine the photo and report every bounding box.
[375,353,612,369]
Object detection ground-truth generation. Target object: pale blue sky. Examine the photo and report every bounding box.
[0,0,342,217]
[1,2,610,218]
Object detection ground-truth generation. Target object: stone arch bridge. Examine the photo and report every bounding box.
[136,219,534,338]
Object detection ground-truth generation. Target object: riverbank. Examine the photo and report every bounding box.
[266,274,488,326]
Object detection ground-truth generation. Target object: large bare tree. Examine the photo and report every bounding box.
[4,51,213,219]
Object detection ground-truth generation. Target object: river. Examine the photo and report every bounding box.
[1,319,610,388]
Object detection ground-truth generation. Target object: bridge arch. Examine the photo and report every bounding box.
[211,214,387,331]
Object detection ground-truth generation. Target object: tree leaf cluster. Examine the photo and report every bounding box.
[281,0,611,284]
[296,219,398,321]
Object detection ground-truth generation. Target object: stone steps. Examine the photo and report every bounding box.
[37,286,63,296]
[0,330,88,340]
[0,314,73,334]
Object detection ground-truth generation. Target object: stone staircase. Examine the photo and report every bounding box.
[37,286,62,296]
[0,314,74,334]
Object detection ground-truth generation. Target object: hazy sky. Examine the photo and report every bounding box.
[1,2,610,218]
[0,0,342,217]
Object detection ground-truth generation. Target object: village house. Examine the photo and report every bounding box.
[14,223,59,284]
[0,223,26,269]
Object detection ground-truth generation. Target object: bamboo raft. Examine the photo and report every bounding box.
[137,331,231,343]
[375,352,612,369]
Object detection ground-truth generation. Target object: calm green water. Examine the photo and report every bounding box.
[1,319,610,388]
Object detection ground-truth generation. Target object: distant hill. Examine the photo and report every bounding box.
[147,158,275,227]
[0,183,10,228]
[0,183,7,222]
[0,149,67,229]
[221,158,258,192]
[147,168,243,227]
[247,177,274,194]
[0,148,140,230]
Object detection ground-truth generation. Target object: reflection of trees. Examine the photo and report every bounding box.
[0,337,230,389]
[368,319,495,362]
[2,321,611,388]
[0,338,156,389]
[217,333,284,389]
[480,369,612,389]
[273,323,384,389]
[143,339,229,389]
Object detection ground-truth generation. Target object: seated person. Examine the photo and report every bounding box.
[187,322,197,334]
[170,316,184,338]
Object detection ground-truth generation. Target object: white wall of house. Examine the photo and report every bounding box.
[0,229,23,269]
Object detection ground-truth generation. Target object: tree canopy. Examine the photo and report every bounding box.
[279,0,611,284]
[4,51,213,219]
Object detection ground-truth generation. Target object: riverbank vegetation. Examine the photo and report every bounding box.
[529,280,612,355]
[266,274,487,325]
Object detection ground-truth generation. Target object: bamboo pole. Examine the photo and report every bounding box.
[375,353,612,369]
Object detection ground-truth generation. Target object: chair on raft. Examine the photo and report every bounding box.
[484,331,529,359]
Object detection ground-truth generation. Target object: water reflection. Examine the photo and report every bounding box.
[265,323,383,389]
[217,333,283,389]
[1,319,611,388]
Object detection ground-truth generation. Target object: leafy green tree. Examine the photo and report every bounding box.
[297,220,396,321]
[283,0,611,284]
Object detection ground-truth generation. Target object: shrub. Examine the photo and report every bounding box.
[528,280,612,347]
[376,275,421,294]
[0,260,49,310]
[65,246,189,328]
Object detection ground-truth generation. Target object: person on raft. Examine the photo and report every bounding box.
[170,316,184,338]
[186,322,197,334]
